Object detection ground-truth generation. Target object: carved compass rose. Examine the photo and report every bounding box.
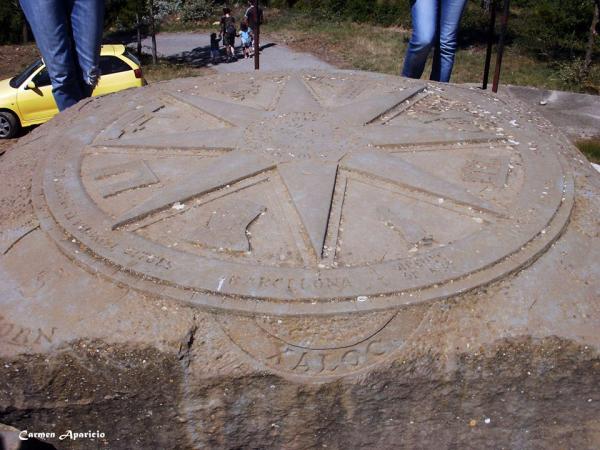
[107,77,498,259]
[35,71,573,315]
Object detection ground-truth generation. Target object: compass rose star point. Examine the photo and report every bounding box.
[109,76,500,258]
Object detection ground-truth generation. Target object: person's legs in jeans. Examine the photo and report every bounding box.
[19,0,103,110]
[402,0,438,79]
[19,0,83,110]
[70,0,104,97]
[430,0,467,82]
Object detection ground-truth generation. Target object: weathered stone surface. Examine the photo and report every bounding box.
[0,71,598,449]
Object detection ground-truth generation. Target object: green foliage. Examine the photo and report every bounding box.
[372,1,412,28]
[291,0,409,24]
[273,0,598,60]
[342,0,375,22]
[0,0,597,93]
[557,57,585,87]
[154,0,183,20]
[555,56,600,93]
[181,0,216,22]
[104,0,141,29]
[0,0,27,44]
[511,0,596,58]
[104,0,181,32]
[458,2,493,46]
[576,138,600,164]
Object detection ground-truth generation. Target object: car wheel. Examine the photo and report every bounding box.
[0,111,20,139]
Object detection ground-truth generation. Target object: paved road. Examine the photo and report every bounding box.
[504,85,600,140]
[139,32,334,73]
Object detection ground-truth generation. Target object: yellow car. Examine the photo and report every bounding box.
[0,44,146,139]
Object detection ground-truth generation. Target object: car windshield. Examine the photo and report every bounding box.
[9,59,43,88]
[123,49,140,67]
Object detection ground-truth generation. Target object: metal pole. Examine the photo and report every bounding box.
[482,1,496,90]
[253,0,260,70]
[492,0,510,93]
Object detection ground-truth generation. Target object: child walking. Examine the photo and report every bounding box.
[239,22,253,58]
[210,32,221,63]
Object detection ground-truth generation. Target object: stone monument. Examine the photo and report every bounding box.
[0,71,598,449]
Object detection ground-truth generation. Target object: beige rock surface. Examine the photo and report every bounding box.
[0,71,598,449]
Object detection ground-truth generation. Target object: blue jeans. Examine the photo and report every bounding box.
[19,0,104,111]
[402,0,467,82]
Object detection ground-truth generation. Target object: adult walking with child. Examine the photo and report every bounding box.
[220,7,237,62]
[245,0,263,64]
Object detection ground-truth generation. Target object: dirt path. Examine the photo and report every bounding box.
[140,32,334,73]
[0,44,39,81]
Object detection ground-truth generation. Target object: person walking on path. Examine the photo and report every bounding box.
[244,0,263,49]
[220,7,237,62]
[401,0,467,82]
[19,0,104,111]
[239,22,253,58]
[210,32,221,63]
[245,1,263,33]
